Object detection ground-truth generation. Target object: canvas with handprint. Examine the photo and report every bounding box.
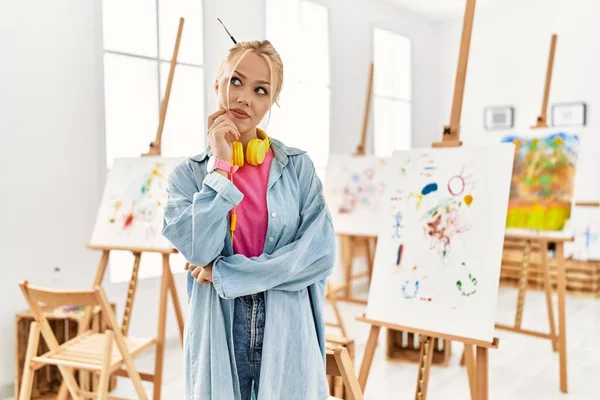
[324,154,388,236]
[90,157,184,249]
[501,130,580,231]
[366,144,515,342]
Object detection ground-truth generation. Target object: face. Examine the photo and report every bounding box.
[216,51,276,135]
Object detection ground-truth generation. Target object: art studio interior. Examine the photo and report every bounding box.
[3,0,600,399]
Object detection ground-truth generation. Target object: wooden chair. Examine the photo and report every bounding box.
[18,281,155,400]
[327,347,364,400]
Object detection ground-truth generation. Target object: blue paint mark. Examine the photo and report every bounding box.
[396,244,403,265]
[421,183,438,196]
[423,166,437,170]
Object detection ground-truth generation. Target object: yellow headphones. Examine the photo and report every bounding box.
[228,128,272,248]
[231,128,272,168]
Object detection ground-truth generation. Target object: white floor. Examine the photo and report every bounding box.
[9,284,600,399]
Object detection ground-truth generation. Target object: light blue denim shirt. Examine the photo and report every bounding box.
[161,137,335,400]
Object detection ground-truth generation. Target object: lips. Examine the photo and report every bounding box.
[230,108,250,119]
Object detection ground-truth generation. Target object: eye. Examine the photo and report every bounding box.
[231,76,241,86]
[255,86,268,95]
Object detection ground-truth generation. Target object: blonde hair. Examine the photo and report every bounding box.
[215,40,284,106]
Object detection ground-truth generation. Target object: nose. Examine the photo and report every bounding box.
[236,95,250,106]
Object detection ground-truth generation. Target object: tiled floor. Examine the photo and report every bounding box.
[9,284,600,399]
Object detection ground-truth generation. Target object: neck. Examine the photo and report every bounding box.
[239,127,258,149]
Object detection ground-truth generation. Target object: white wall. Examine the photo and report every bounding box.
[437,0,600,202]
[318,0,440,152]
[0,0,437,393]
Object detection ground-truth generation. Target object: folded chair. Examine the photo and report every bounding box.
[18,281,155,400]
[327,346,364,400]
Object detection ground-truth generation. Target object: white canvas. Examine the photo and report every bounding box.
[366,144,515,342]
[564,206,600,261]
[324,154,388,236]
[90,157,185,249]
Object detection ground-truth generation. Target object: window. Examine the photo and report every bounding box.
[373,28,412,158]
[266,0,330,181]
[102,0,205,168]
[101,0,203,282]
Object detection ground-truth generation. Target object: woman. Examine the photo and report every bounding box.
[162,40,336,400]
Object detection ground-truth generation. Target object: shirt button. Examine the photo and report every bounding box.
[269,237,274,242]
[271,212,277,218]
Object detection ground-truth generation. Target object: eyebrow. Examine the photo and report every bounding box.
[233,71,271,86]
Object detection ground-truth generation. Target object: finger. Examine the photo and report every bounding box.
[207,109,227,130]
[213,123,241,141]
[191,268,201,279]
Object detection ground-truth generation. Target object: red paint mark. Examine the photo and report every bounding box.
[123,202,136,229]
[420,297,432,302]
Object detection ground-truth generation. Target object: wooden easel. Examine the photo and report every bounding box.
[330,62,378,306]
[357,1,498,399]
[82,18,186,400]
[491,33,572,393]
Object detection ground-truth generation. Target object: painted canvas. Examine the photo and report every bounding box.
[366,144,515,342]
[90,157,184,249]
[324,154,388,236]
[564,206,600,261]
[501,130,580,231]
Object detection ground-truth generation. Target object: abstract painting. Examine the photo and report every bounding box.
[564,206,600,261]
[366,144,515,342]
[501,130,580,231]
[324,154,388,236]
[90,157,184,249]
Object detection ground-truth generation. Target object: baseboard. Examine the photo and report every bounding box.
[0,382,14,400]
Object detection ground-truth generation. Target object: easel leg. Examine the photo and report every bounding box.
[166,259,185,346]
[121,252,142,336]
[475,346,488,400]
[327,282,348,338]
[358,325,381,391]
[463,344,476,400]
[343,236,354,300]
[153,254,170,400]
[540,240,558,352]
[515,240,531,328]
[414,336,434,400]
[556,243,568,393]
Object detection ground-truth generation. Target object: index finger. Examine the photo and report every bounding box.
[207,108,226,130]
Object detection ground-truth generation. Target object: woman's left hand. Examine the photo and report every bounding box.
[188,263,213,284]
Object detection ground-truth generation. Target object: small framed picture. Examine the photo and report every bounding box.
[484,106,514,130]
[551,102,587,127]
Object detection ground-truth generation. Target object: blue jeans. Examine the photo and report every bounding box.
[233,292,266,400]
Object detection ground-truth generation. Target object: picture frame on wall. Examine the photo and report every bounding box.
[551,102,587,127]
[484,106,514,130]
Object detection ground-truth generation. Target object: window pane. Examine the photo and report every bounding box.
[158,0,203,65]
[392,100,411,151]
[374,28,411,100]
[159,63,205,157]
[373,28,394,98]
[392,35,411,100]
[374,98,411,157]
[300,1,329,86]
[104,53,158,168]
[103,54,159,168]
[102,0,157,57]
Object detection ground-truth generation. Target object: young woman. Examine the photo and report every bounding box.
[162,40,336,400]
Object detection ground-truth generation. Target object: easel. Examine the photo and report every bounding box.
[357,1,499,399]
[330,62,378,306]
[490,33,572,393]
[82,18,186,400]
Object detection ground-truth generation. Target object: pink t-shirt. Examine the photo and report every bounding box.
[229,148,274,257]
